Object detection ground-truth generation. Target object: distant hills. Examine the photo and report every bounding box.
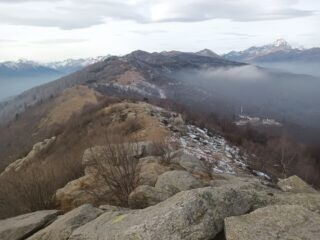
[0,56,110,78]
[0,59,60,78]
[223,39,320,77]
[0,56,110,100]
[1,49,320,140]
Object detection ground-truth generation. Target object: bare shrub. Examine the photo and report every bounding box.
[122,117,143,135]
[151,138,174,165]
[244,133,304,181]
[90,138,141,207]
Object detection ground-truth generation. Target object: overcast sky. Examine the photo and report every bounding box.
[0,0,319,62]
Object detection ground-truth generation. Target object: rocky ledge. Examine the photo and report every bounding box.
[1,167,319,239]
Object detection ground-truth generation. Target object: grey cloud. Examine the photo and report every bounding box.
[0,0,315,29]
[223,32,259,37]
[0,39,18,43]
[131,30,167,35]
[30,38,88,44]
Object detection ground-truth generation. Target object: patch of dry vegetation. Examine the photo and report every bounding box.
[0,152,83,219]
[39,85,99,128]
[0,96,171,219]
[101,102,169,141]
[116,70,145,85]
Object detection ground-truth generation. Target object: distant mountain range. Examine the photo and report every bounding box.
[0,56,110,100]
[1,49,320,136]
[0,56,110,78]
[223,39,320,76]
[1,39,320,102]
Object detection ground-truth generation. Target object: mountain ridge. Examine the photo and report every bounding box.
[223,39,320,76]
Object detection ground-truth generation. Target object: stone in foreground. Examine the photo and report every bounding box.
[277,175,317,193]
[128,185,173,208]
[69,186,253,240]
[28,204,103,240]
[225,205,320,240]
[155,170,203,192]
[0,210,59,240]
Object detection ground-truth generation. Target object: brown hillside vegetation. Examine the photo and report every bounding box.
[0,93,170,218]
[0,85,101,172]
[39,85,99,128]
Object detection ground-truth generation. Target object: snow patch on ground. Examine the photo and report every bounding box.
[167,123,270,179]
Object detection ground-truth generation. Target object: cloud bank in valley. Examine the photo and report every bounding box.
[197,65,268,82]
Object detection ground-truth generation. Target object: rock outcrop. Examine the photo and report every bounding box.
[55,142,156,211]
[128,185,173,208]
[69,186,254,240]
[250,189,320,213]
[171,150,210,179]
[0,210,59,240]
[277,175,318,193]
[1,137,56,177]
[1,174,320,240]
[155,170,204,192]
[139,162,171,186]
[28,204,103,240]
[225,205,320,240]
[55,141,211,211]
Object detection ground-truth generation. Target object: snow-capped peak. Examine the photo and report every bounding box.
[272,39,291,49]
[0,55,111,74]
[47,56,110,69]
[1,59,41,70]
[196,49,221,58]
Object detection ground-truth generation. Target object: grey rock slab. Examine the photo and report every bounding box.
[0,210,58,240]
[225,205,320,240]
[155,170,203,192]
[27,204,103,240]
[277,175,318,194]
[69,186,254,240]
[128,185,173,208]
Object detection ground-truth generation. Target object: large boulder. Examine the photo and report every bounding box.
[225,205,320,240]
[171,151,210,179]
[69,186,254,240]
[155,170,204,193]
[128,185,173,209]
[210,173,272,191]
[139,162,171,186]
[250,190,320,213]
[277,175,317,194]
[55,174,109,212]
[28,204,103,240]
[0,210,59,240]
[1,137,56,176]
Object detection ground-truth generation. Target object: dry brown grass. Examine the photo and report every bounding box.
[0,98,173,218]
[0,153,83,219]
[39,85,99,128]
[116,70,145,85]
[151,138,174,165]
[101,102,169,141]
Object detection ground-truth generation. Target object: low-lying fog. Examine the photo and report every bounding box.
[171,65,320,128]
[0,76,61,101]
